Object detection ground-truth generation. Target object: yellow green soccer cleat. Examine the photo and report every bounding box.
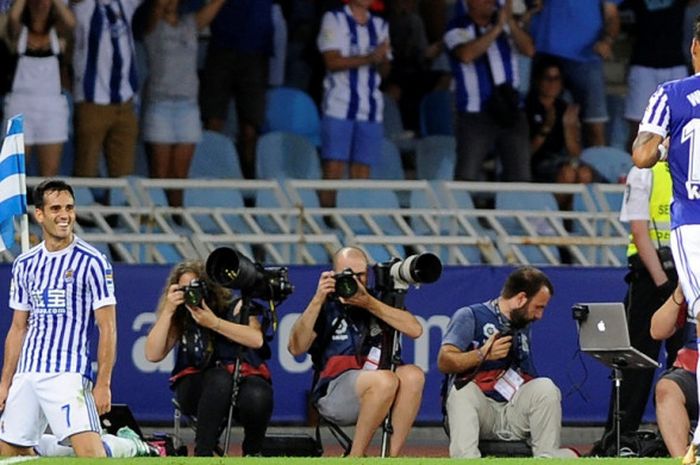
[116,426,160,457]
[682,443,698,465]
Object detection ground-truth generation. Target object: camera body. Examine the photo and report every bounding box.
[499,325,513,338]
[333,268,359,299]
[180,279,208,307]
[205,247,294,302]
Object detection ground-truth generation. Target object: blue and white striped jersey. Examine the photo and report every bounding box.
[317,6,390,122]
[640,74,700,228]
[9,236,116,379]
[444,15,519,114]
[72,0,141,104]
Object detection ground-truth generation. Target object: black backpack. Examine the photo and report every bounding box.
[589,430,669,457]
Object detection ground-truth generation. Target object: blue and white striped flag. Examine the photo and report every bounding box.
[0,115,27,251]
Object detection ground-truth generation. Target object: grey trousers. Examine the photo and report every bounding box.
[446,377,563,458]
[454,111,531,182]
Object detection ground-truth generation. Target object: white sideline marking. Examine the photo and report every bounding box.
[0,457,40,465]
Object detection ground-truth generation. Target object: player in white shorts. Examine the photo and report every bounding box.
[632,15,700,465]
[0,179,116,457]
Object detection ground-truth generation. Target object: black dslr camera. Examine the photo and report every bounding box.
[180,279,208,307]
[205,247,294,302]
[334,268,360,299]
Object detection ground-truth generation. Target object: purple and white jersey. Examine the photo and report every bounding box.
[640,74,700,228]
[72,0,141,104]
[9,236,116,378]
[444,7,519,114]
[317,6,389,122]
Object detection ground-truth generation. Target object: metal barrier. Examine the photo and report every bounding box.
[8,177,628,266]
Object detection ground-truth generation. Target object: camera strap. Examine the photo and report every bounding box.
[652,218,662,250]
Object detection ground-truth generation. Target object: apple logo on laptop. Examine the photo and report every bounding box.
[597,320,606,332]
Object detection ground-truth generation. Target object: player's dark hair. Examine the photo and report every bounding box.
[33,179,74,209]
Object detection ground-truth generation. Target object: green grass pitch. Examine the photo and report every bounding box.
[0,458,682,465]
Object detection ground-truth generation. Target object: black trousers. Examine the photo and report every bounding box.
[603,266,683,434]
[175,366,273,456]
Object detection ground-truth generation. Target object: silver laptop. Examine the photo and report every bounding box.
[576,302,660,369]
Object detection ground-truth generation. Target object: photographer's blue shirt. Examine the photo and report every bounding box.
[309,299,384,402]
[441,300,535,402]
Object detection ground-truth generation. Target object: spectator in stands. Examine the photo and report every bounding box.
[623,0,693,153]
[287,246,424,457]
[445,0,534,183]
[438,267,576,458]
[594,160,681,451]
[383,0,443,134]
[525,58,591,186]
[651,286,698,458]
[316,0,391,208]
[531,0,621,147]
[199,0,273,180]
[141,0,226,207]
[145,260,273,456]
[71,0,141,179]
[4,0,73,177]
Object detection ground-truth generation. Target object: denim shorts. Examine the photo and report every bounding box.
[142,99,202,143]
[624,65,688,121]
[321,116,382,166]
[558,58,608,123]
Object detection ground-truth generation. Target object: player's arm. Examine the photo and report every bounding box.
[0,310,29,410]
[93,305,116,415]
[632,131,665,168]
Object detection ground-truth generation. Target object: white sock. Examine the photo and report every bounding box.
[35,434,75,457]
[101,434,137,457]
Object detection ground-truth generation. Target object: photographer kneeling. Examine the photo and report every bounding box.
[287,247,424,457]
[438,267,576,458]
[145,260,273,456]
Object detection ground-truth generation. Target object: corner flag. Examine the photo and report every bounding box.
[0,115,27,252]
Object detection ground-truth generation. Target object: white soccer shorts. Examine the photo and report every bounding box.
[0,372,101,447]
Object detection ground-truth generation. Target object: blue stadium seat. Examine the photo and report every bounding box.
[410,189,482,264]
[264,87,321,146]
[336,189,404,262]
[415,136,456,180]
[190,130,243,179]
[371,138,404,180]
[580,146,633,184]
[256,131,321,180]
[419,90,454,137]
[495,191,561,264]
